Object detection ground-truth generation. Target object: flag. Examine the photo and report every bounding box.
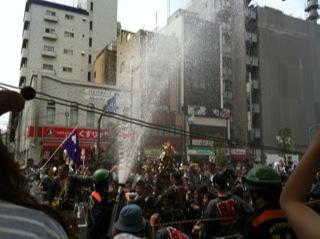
[64,130,81,168]
[106,95,117,113]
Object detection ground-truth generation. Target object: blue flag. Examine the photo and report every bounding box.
[106,95,117,113]
[64,130,81,168]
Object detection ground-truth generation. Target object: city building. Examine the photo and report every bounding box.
[160,8,232,161]
[188,0,320,159]
[94,42,117,85]
[248,6,320,153]
[14,0,118,162]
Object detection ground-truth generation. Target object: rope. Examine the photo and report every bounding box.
[153,216,244,228]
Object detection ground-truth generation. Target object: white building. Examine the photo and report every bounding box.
[15,0,118,163]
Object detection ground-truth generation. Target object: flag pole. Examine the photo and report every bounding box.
[40,125,79,171]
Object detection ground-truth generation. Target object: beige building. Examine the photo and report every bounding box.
[15,0,118,162]
[94,42,117,85]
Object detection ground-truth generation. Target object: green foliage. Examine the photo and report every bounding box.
[276,127,292,163]
[213,138,228,168]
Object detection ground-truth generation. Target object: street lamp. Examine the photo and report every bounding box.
[96,105,108,162]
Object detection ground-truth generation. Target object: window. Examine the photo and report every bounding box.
[64,31,74,38]
[90,2,94,11]
[63,49,73,55]
[86,104,95,127]
[90,21,93,30]
[89,37,92,47]
[70,104,78,127]
[43,64,53,70]
[94,71,96,80]
[63,67,72,72]
[65,14,74,20]
[46,101,55,125]
[45,28,55,33]
[88,54,92,64]
[44,45,54,52]
[46,10,56,16]
[88,71,91,81]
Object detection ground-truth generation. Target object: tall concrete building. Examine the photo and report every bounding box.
[14,0,118,162]
[187,0,320,159]
[251,6,320,153]
[158,9,233,161]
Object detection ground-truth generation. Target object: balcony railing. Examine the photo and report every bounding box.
[23,12,31,22]
[246,55,259,67]
[21,48,29,58]
[245,9,257,20]
[43,32,58,40]
[245,32,258,43]
[23,29,30,39]
[252,104,260,114]
[253,128,261,138]
[44,14,58,22]
[20,66,27,79]
[224,91,233,100]
[252,80,259,90]
[42,50,57,58]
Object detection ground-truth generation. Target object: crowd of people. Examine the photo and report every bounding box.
[21,151,301,239]
[2,89,320,239]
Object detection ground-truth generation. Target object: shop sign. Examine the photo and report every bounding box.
[27,126,111,140]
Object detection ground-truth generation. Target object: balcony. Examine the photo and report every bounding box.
[223,45,232,55]
[21,48,28,58]
[245,32,258,43]
[20,66,27,79]
[252,80,259,90]
[41,69,56,76]
[23,29,30,39]
[253,128,261,138]
[223,68,232,77]
[245,9,257,20]
[43,32,58,40]
[224,91,233,100]
[42,50,57,58]
[44,14,58,22]
[23,12,31,22]
[252,104,260,114]
[246,55,259,67]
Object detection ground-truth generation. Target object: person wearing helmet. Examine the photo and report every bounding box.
[87,168,114,239]
[243,165,297,239]
[203,172,253,239]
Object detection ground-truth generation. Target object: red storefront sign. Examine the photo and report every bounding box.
[27,126,111,140]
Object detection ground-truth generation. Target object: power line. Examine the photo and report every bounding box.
[0,82,307,155]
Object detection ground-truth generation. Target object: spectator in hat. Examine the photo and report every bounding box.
[112,204,147,239]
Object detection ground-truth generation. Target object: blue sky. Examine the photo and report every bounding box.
[0,0,314,129]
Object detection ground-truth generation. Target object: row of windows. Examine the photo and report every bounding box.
[43,46,92,57]
[42,64,72,73]
[46,103,96,127]
[46,10,75,20]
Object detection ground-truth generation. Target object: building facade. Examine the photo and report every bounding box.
[15,0,118,162]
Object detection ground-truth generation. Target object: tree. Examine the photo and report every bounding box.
[213,138,229,169]
[276,127,293,164]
